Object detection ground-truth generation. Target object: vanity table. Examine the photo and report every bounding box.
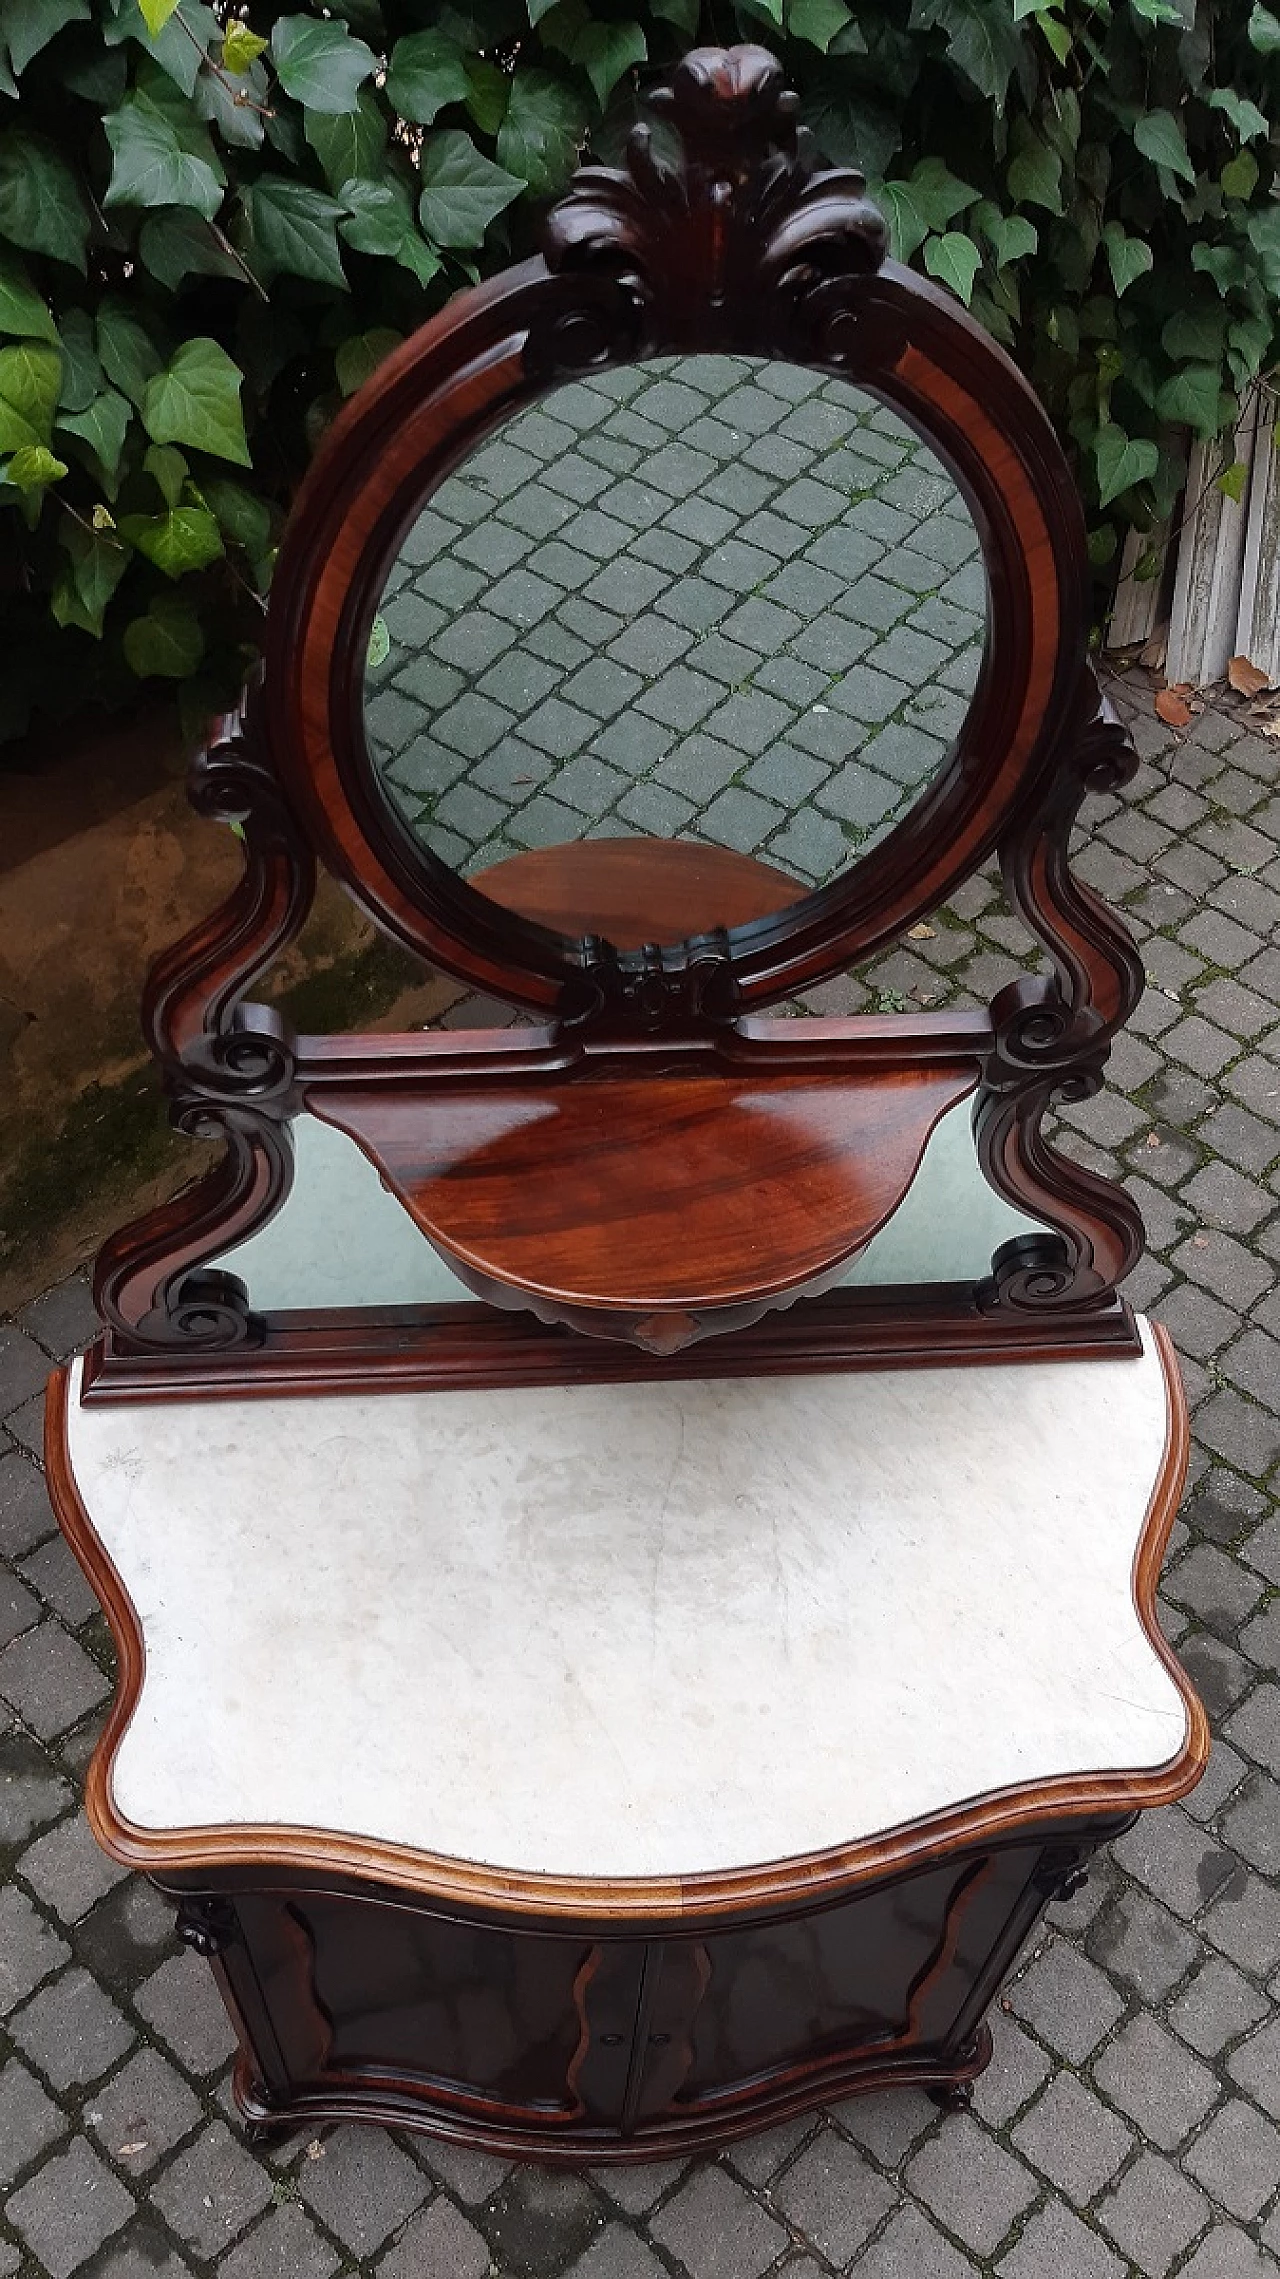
[48,44,1206,2155]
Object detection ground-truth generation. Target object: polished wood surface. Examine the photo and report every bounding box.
[314,1064,978,1348]
[472,837,803,947]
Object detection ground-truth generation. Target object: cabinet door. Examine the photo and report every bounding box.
[234,1891,646,2128]
[635,1845,1042,2121]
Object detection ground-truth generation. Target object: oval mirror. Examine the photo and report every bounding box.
[364,354,986,949]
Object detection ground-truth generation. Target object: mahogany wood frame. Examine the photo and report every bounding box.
[47,1323,1208,2151]
[86,42,1149,1399]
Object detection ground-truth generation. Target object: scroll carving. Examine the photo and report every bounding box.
[975,667,1146,1322]
[93,680,314,1357]
[562,928,741,1034]
[533,44,889,372]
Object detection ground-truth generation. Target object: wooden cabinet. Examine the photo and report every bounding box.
[168,1829,1113,2157]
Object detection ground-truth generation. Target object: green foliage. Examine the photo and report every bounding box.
[0,0,1276,741]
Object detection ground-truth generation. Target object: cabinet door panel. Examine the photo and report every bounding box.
[236,1893,643,2122]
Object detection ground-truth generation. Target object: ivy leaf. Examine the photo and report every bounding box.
[788,0,853,47]
[244,176,349,286]
[1161,308,1225,364]
[527,0,559,20]
[97,297,165,404]
[385,30,470,125]
[873,155,976,259]
[304,90,386,188]
[464,59,509,138]
[143,438,187,504]
[142,336,250,464]
[221,21,266,72]
[119,501,224,576]
[137,0,180,31]
[1156,364,1226,438]
[567,21,646,108]
[1245,205,1280,299]
[2,0,90,74]
[138,207,244,289]
[1192,241,1247,294]
[418,130,523,247]
[987,212,1037,265]
[334,326,403,396]
[51,520,128,637]
[1227,313,1273,387]
[340,179,442,283]
[916,0,1024,109]
[56,386,132,483]
[1127,0,1185,21]
[56,307,101,409]
[496,69,586,198]
[0,339,61,444]
[1218,460,1249,504]
[103,90,225,218]
[5,440,66,489]
[923,229,981,303]
[1221,150,1260,203]
[1248,1,1280,48]
[1007,120,1062,212]
[202,473,271,558]
[193,56,267,152]
[271,16,375,115]
[103,0,219,98]
[651,0,698,29]
[1102,220,1154,297]
[1207,88,1268,142]
[1133,109,1196,187]
[0,251,56,341]
[0,129,90,268]
[123,592,205,676]
[1094,422,1160,504]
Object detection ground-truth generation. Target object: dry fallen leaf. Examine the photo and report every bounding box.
[118,2143,148,2158]
[1155,687,1194,728]
[908,922,936,940]
[1144,1132,1161,1149]
[306,2139,325,2161]
[1228,654,1271,700]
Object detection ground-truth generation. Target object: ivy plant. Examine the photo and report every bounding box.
[0,0,1275,743]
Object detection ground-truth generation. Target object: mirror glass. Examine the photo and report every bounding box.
[364,355,986,938]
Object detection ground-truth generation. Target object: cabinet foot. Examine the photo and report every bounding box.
[928,2077,975,2116]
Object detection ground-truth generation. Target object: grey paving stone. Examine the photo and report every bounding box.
[377,2196,488,2279]
[296,2126,429,2256]
[0,1619,111,1740]
[18,1532,101,1630]
[830,2089,937,2169]
[0,1449,54,1558]
[11,1963,135,2090]
[904,2115,1038,2256]
[5,2134,135,2278]
[1171,1953,1271,2059]
[649,2164,788,2279]
[0,1565,37,1650]
[1007,1935,1125,2063]
[1226,2013,1280,2119]
[0,2054,66,2186]
[1183,2096,1280,2221]
[417,2138,511,2203]
[0,1882,70,2013]
[133,1951,237,2076]
[1011,2069,1134,2201]
[769,2127,898,2264]
[0,1324,51,1416]
[150,2121,273,2257]
[85,2046,201,2176]
[1221,1768,1280,1875]
[220,2201,341,2279]
[852,2201,977,2278]
[997,2199,1126,2279]
[1096,2149,1211,2275]
[482,2167,604,2275]
[1092,2014,1220,2149]
[970,2016,1053,2127]
[722,2113,815,2187]
[17,1276,97,1361]
[73,1873,175,1995]
[1176,2225,1277,2277]
[561,2229,668,2279]
[18,1810,128,1922]
[636,663,722,730]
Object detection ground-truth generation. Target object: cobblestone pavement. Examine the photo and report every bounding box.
[4,379,1280,2277]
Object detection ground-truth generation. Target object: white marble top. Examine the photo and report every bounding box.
[64,1326,1189,1883]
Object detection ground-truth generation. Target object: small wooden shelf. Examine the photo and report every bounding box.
[316,1062,978,1352]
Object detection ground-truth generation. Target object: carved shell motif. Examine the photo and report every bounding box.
[537,45,888,367]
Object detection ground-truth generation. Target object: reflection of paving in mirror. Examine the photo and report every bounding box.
[366,356,985,891]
